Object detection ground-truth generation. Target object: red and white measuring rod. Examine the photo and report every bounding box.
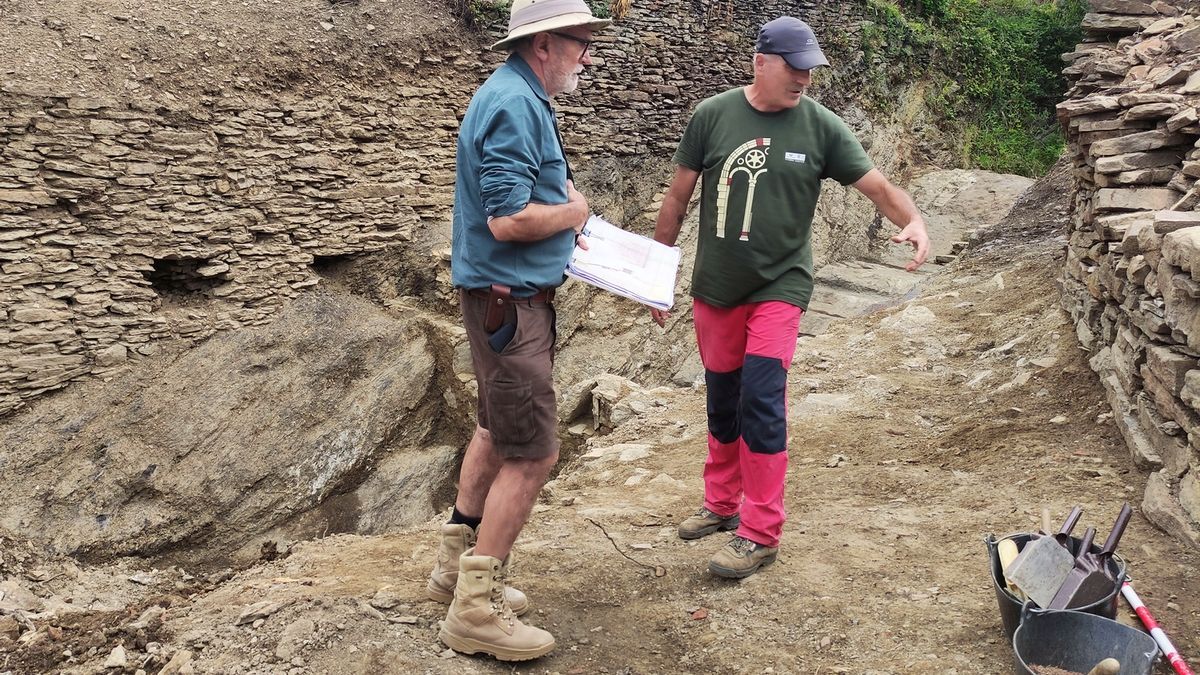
[1121,580,1194,675]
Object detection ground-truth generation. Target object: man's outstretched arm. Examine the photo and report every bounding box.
[852,168,931,272]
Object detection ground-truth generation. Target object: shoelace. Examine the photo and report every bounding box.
[730,536,757,555]
[489,573,515,623]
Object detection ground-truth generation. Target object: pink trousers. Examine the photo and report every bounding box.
[693,298,804,548]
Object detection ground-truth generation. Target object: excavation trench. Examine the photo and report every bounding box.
[0,171,1023,577]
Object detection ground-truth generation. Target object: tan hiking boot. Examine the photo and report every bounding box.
[677,507,740,540]
[709,535,779,578]
[438,554,555,661]
[427,524,529,616]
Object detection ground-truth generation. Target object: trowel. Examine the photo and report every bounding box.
[1051,506,1084,549]
[1005,509,1081,608]
[1045,526,1098,610]
[1048,503,1132,610]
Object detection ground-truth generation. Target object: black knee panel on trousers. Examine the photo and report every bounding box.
[704,367,742,444]
[741,354,787,454]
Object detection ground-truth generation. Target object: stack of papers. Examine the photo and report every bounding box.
[565,215,681,311]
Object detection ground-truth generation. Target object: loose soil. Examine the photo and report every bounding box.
[0,0,464,100]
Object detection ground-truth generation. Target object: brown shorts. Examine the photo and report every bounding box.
[460,288,559,459]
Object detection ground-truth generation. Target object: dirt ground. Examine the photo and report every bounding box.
[0,0,462,99]
[3,166,1198,674]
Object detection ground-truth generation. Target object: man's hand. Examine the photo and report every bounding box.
[891,219,930,272]
[852,170,931,272]
[646,166,699,331]
[567,179,589,228]
[567,179,590,250]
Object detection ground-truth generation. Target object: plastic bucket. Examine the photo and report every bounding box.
[1012,604,1159,675]
[985,533,1127,640]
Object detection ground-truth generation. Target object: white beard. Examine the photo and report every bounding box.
[559,72,580,94]
[549,64,582,96]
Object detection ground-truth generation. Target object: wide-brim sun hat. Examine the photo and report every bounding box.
[491,0,612,51]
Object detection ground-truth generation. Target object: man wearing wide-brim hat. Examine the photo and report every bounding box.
[428,0,609,663]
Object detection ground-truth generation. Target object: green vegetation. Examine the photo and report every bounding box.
[857,2,938,106]
[860,0,1086,176]
[453,0,509,31]
[588,0,613,19]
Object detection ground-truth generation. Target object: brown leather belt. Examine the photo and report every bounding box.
[468,284,555,332]
[466,287,555,303]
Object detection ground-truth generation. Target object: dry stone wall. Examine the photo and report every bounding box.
[0,0,882,417]
[544,1,865,157]
[1059,0,1200,547]
[0,77,477,417]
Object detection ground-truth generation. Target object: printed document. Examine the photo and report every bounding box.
[565,215,680,311]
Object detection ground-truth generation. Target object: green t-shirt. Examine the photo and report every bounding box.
[674,87,874,309]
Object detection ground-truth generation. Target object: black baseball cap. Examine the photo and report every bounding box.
[756,17,830,70]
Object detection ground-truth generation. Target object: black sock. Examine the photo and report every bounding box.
[448,507,482,531]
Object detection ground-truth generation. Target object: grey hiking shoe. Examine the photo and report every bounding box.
[678,507,740,540]
[709,535,779,578]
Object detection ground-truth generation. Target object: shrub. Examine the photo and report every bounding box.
[872,0,1086,176]
[588,0,612,19]
[453,0,510,30]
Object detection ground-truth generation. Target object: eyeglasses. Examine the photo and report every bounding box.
[550,31,593,58]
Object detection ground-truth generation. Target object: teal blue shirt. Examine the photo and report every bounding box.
[451,53,573,296]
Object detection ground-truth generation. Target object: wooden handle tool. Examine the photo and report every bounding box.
[998,539,1024,600]
[1086,657,1120,675]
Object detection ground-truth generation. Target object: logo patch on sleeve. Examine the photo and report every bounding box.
[784,152,807,164]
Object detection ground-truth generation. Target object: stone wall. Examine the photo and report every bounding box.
[0,83,464,416]
[548,1,866,157]
[0,0,889,417]
[1058,0,1200,547]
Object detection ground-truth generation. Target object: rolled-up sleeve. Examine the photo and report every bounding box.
[479,96,542,218]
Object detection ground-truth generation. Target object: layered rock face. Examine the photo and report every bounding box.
[0,0,902,419]
[0,293,463,563]
[0,83,463,418]
[1059,0,1200,546]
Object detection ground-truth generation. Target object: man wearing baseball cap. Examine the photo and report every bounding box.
[651,17,930,578]
[428,0,609,662]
